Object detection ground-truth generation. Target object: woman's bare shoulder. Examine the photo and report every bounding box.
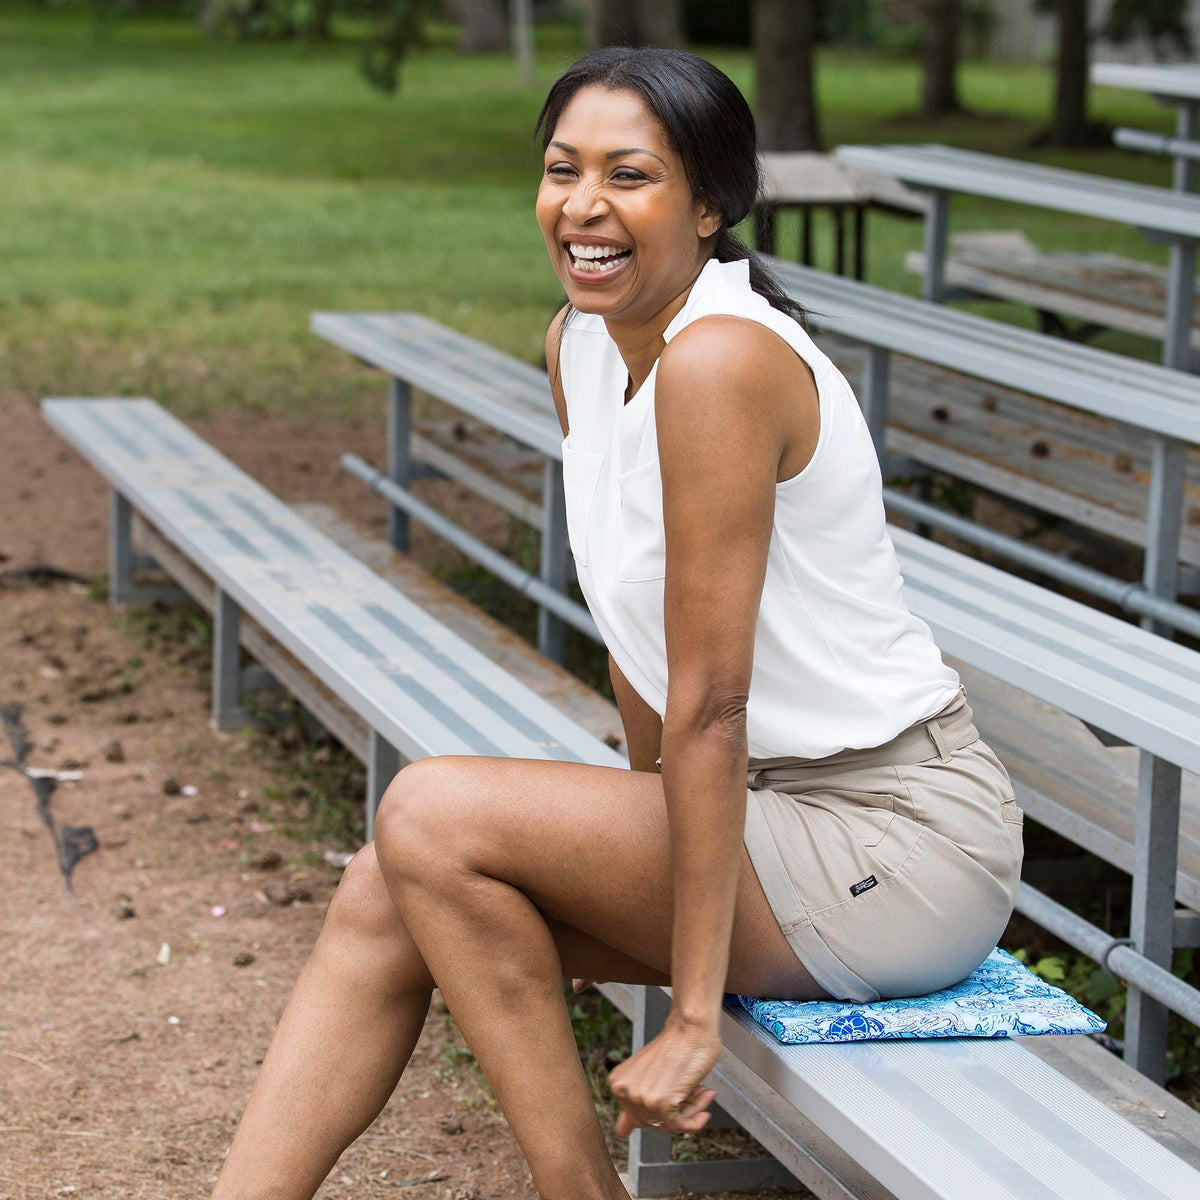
[657,313,817,427]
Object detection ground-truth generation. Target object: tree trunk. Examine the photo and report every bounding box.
[919,0,962,117]
[585,0,639,48]
[307,0,336,40]
[635,0,684,48]
[452,0,507,53]
[753,0,820,151]
[1051,0,1090,146]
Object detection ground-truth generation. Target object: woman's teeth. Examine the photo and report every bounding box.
[569,243,631,273]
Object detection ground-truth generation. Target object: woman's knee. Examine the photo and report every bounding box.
[325,841,404,942]
[374,756,478,884]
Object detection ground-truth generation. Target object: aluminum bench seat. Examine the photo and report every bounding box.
[40,397,620,841]
[834,142,1200,376]
[835,143,1200,240]
[769,258,1200,444]
[40,395,1200,1200]
[310,311,578,661]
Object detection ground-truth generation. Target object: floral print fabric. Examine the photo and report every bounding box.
[733,948,1106,1044]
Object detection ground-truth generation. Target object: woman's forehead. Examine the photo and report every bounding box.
[548,86,674,157]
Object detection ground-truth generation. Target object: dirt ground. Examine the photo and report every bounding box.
[0,393,803,1200]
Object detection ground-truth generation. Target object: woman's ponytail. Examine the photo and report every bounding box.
[714,227,807,327]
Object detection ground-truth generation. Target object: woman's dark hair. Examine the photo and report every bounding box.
[535,46,805,325]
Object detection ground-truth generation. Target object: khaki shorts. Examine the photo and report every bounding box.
[743,687,1024,1002]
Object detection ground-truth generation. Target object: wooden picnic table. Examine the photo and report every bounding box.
[754,151,925,278]
[835,142,1200,372]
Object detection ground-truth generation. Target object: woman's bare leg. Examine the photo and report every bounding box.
[210,844,670,1200]
[210,844,435,1200]
[213,754,819,1200]
[373,755,822,1200]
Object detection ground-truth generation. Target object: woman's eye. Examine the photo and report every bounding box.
[546,163,576,178]
[612,168,647,182]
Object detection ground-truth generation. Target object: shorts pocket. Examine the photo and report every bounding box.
[799,787,897,850]
[561,440,603,568]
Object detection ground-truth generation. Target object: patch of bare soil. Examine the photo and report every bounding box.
[0,393,807,1200]
[0,578,539,1200]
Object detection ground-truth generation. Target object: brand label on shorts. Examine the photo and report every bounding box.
[849,875,878,897]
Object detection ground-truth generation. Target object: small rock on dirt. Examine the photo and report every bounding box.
[161,777,181,796]
[112,901,136,920]
[233,951,256,967]
[262,881,312,906]
[439,1116,464,1135]
[103,739,125,763]
[248,850,283,872]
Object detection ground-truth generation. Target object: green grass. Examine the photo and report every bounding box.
[0,9,1181,417]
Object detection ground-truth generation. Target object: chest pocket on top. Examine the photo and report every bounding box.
[617,458,667,583]
[561,441,603,568]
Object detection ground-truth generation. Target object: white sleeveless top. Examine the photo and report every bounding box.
[559,257,961,759]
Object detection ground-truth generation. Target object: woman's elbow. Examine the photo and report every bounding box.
[669,689,749,746]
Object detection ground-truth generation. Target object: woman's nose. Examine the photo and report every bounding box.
[562,180,607,224]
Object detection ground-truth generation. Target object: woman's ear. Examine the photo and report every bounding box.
[697,203,723,240]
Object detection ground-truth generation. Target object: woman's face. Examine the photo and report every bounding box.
[536,85,720,325]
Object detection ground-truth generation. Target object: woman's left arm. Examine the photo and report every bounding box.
[608,315,818,1135]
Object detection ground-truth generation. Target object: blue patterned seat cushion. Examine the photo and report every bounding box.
[733,949,1106,1044]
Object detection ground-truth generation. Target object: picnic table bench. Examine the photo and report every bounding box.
[834,142,1200,371]
[40,395,1200,1198]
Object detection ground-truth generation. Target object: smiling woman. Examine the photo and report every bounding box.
[209,48,1023,1200]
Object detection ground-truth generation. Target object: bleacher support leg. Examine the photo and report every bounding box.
[1165,103,1198,372]
[1125,750,1183,1084]
[212,587,247,733]
[387,377,413,553]
[1164,239,1197,372]
[625,987,794,1197]
[109,490,136,605]
[861,346,891,463]
[1142,436,1186,637]
[366,730,400,844]
[921,189,951,303]
[538,459,567,663]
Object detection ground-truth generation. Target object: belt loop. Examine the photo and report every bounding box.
[927,717,952,763]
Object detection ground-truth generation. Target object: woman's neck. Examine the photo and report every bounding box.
[604,259,710,403]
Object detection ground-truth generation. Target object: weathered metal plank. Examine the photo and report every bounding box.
[719,1002,1200,1200]
[40,399,624,773]
[835,144,1200,240]
[310,312,562,459]
[951,658,1200,912]
[892,529,1200,775]
[772,260,1200,440]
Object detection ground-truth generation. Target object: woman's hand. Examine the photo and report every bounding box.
[608,1016,722,1136]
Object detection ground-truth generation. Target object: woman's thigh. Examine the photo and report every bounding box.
[373,755,826,1001]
